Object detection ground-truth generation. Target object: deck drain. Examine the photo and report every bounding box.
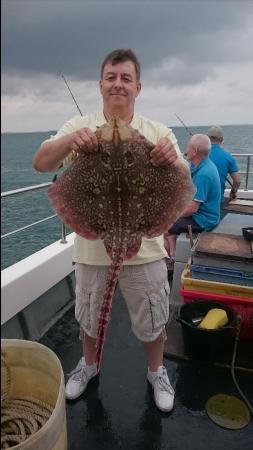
[205,394,251,429]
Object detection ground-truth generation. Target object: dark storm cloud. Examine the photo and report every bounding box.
[2,0,253,88]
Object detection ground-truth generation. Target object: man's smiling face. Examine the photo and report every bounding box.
[99,60,141,111]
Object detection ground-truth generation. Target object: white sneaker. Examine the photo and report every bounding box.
[65,357,98,400]
[147,366,175,412]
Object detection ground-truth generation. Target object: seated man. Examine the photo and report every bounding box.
[164,134,221,264]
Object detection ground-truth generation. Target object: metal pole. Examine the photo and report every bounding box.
[245,155,250,191]
[60,222,67,243]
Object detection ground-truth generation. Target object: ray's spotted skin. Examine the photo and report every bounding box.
[48,117,194,367]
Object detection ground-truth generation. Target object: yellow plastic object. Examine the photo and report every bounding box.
[198,308,228,330]
[181,263,253,299]
[1,339,67,450]
[205,394,251,429]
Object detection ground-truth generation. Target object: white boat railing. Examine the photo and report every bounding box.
[232,153,252,190]
[1,153,252,243]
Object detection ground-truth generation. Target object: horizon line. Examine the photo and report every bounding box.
[2,123,253,134]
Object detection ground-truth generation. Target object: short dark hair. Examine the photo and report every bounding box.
[100,49,141,81]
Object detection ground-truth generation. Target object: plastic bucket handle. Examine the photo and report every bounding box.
[176,317,237,331]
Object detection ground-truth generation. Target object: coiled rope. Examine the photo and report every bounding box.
[1,352,54,449]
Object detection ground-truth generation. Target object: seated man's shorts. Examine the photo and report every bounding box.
[75,259,170,343]
[169,217,203,235]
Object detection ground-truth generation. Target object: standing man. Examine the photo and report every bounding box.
[33,49,189,412]
[165,134,221,262]
[207,126,240,201]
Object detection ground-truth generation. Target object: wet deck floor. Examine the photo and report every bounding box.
[40,288,253,450]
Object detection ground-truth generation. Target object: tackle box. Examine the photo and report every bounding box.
[190,264,253,287]
[191,232,253,272]
[191,252,253,273]
[179,286,253,339]
[181,263,253,299]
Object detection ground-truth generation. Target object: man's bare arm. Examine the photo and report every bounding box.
[180,200,200,218]
[229,172,241,200]
[32,128,98,173]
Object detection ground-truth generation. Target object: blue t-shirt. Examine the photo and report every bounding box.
[209,144,239,199]
[190,158,221,231]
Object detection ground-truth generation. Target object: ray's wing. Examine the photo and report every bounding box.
[48,150,114,240]
[108,133,195,255]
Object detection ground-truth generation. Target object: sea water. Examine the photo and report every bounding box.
[1,124,253,269]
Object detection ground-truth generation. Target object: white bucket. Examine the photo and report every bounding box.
[1,339,67,450]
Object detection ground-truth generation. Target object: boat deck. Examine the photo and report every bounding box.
[40,288,253,450]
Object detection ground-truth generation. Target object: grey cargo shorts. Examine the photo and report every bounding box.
[74,258,170,342]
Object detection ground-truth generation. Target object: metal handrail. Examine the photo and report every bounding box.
[230,154,252,190]
[231,153,252,156]
[1,153,252,241]
[1,182,67,243]
[1,214,57,239]
[1,182,53,198]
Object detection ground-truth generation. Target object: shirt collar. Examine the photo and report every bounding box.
[190,158,209,175]
[97,111,107,126]
[100,111,139,128]
[130,113,140,128]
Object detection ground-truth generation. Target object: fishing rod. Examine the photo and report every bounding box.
[174,113,233,188]
[51,74,84,182]
[174,113,193,137]
[61,73,83,116]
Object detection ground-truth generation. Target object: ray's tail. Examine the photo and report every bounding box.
[95,253,124,369]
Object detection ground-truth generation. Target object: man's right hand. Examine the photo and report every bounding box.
[68,128,98,153]
[33,127,99,173]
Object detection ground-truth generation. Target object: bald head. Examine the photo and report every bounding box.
[187,134,211,160]
[186,134,211,163]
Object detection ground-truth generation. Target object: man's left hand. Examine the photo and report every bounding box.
[150,138,178,166]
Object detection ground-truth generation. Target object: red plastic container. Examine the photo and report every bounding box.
[180,286,253,339]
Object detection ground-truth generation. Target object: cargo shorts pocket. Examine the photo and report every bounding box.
[75,290,92,332]
[148,285,170,333]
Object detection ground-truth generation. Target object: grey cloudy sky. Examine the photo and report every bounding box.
[2,0,253,132]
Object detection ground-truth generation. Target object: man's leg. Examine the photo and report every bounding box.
[65,330,98,401]
[144,332,174,412]
[142,332,165,371]
[166,217,203,260]
[80,328,96,365]
[65,264,108,400]
[165,234,178,259]
[119,260,175,412]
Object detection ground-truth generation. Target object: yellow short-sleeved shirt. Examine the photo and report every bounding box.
[44,111,186,265]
